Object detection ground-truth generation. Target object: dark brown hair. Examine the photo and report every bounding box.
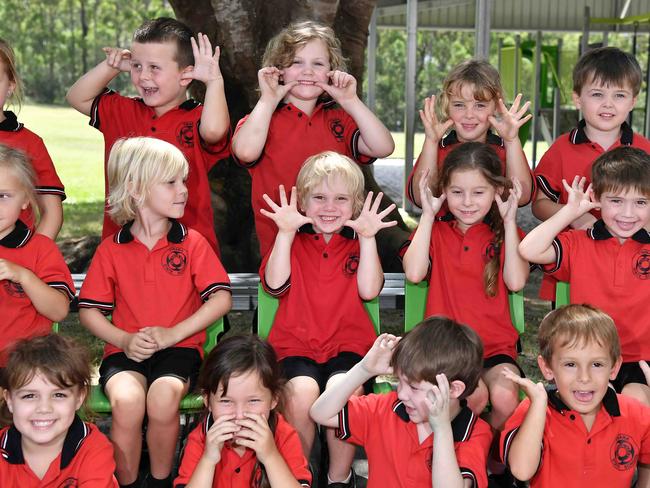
[573,46,642,96]
[133,17,194,68]
[591,146,650,199]
[391,316,483,399]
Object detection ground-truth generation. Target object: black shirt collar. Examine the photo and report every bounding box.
[114,219,188,244]
[0,220,32,248]
[440,129,504,148]
[0,111,23,132]
[588,219,650,243]
[392,398,477,442]
[298,223,357,240]
[547,385,620,417]
[571,119,634,145]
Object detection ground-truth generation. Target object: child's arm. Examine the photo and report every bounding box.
[181,34,229,144]
[638,465,650,488]
[231,68,299,163]
[496,178,529,291]
[66,47,131,116]
[317,71,394,157]
[501,370,548,481]
[402,170,446,283]
[345,192,397,300]
[409,96,454,207]
[310,333,400,427]
[35,194,63,239]
[532,192,598,230]
[519,176,599,264]
[0,259,68,322]
[489,95,534,205]
[260,185,313,289]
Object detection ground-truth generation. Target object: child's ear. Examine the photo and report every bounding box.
[537,355,555,382]
[3,389,13,414]
[202,393,210,410]
[448,380,466,400]
[180,65,193,87]
[610,357,623,381]
[75,388,87,411]
[270,395,278,412]
[571,91,582,110]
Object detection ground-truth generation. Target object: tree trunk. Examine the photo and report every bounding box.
[170,0,409,271]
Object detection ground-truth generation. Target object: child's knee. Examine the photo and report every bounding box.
[286,377,321,416]
[621,382,650,406]
[467,379,489,414]
[146,377,186,415]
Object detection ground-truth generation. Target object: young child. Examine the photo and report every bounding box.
[174,334,311,488]
[406,59,533,209]
[0,334,118,486]
[519,146,650,407]
[310,317,492,488]
[0,38,65,239]
[401,142,529,431]
[231,20,394,257]
[78,137,232,488]
[0,144,74,366]
[66,17,229,253]
[261,151,396,487]
[500,304,650,487]
[532,46,650,300]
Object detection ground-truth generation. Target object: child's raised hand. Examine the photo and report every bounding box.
[0,259,26,284]
[203,414,239,464]
[122,330,157,362]
[140,326,178,351]
[234,412,278,465]
[260,185,313,234]
[562,176,599,215]
[495,177,523,224]
[489,94,532,143]
[346,192,397,238]
[258,67,297,104]
[360,333,401,376]
[316,70,358,105]
[182,33,223,84]
[421,374,451,430]
[418,168,446,218]
[419,96,453,144]
[502,368,547,405]
[102,47,132,72]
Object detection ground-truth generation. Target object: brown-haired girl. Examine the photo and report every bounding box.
[174,334,311,488]
[0,334,118,486]
[402,142,529,433]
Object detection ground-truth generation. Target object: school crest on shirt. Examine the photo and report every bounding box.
[610,433,637,470]
[3,280,25,298]
[57,478,79,487]
[162,246,188,275]
[343,253,359,276]
[482,241,500,263]
[329,118,345,142]
[632,249,650,280]
[176,122,195,148]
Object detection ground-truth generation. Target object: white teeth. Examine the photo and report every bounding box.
[32,420,54,427]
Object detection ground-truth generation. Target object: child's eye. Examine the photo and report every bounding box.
[20,393,35,400]
[337,196,349,201]
[475,103,487,109]
[54,392,68,398]
[248,398,261,403]
[0,193,10,199]
[564,362,575,368]
[591,92,602,98]
[592,362,604,368]
[610,199,621,204]
[219,399,232,404]
[452,102,464,109]
[131,62,141,69]
[474,191,485,195]
[637,200,648,206]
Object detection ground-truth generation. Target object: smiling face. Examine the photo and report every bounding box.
[572,80,637,139]
[0,165,29,240]
[5,372,85,453]
[596,188,650,243]
[443,168,497,233]
[301,175,354,242]
[281,39,331,105]
[446,83,496,142]
[129,41,190,117]
[140,173,188,221]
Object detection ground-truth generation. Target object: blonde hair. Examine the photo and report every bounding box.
[107,137,188,225]
[438,59,503,120]
[0,144,38,220]
[296,151,365,218]
[538,304,621,364]
[0,38,22,111]
[262,20,347,72]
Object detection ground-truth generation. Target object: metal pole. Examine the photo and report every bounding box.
[581,6,590,56]
[474,0,491,59]
[366,7,377,112]
[631,22,639,127]
[553,38,563,140]
[644,34,650,137]
[404,0,417,212]
[497,38,503,75]
[532,31,542,167]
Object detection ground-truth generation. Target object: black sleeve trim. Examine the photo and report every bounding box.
[335,403,351,440]
[350,129,377,165]
[89,88,113,129]
[48,282,75,302]
[77,298,114,314]
[459,467,478,488]
[35,186,66,201]
[544,238,563,274]
[535,175,560,203]
[263,275,290,297]
[200,282,232,302]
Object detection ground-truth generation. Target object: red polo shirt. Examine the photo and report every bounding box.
[174,412,311,487]
[337,391,490,488]
[78,220,231,358]
[501,387,650,488]
[545,220,650,362]
[260,225,377,363]
[0,416,118,487]
[233,100,375,257]
[89,89,229,254]
[0,111,66,229]
[399,216,522,359]
[0,220,74,366]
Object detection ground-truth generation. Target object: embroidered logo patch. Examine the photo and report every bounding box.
[162,247,188,275]
[343,253,359,276]
[177,122,194,148]
[632,249,650,280]
[483,241,499,263]
[610,433,637,471]
[3,280,25,298]
[329,118,344,142]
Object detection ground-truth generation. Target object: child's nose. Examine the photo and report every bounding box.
[36,398,53,413]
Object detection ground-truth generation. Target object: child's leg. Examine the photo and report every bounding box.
[621,382,650,406]
[285,376,321,457]
[105,370,147,484]
[616,362,650,406]
[483,362,521,431]
[466,378,489,415]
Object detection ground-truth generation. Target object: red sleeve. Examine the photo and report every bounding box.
[195,105,230,169]
[339,110,376,165]
[25,134,65,199]
[623,396,650,465]
[456,418,491,488]
[188,230,231,301]
[174,422,205,487]
[77,241,115,313]
[231,115,257,168]
[335,393,386,446]
[258,247,291,297]
[534,140,564,203]
[76,425,118,487]
[33,236,75,301]
[500,399,530,466]
[275,416,312,486]
[543,230,574,282]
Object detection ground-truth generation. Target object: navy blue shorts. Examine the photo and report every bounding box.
[280,352,363,393]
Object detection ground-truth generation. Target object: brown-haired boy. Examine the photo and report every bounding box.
[520,146,650,405]
[66,17,229,254]
[500,304,650,487]
[310,317,491,488]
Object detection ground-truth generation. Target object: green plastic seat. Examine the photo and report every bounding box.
[555,281,570,307]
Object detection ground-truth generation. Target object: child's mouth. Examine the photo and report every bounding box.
[298,80,317,85]
[142,87,158,96]
[573,390,594,403]
[616,220,637,231]
[31,419,55,429]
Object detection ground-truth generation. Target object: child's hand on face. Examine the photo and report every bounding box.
[419,95,453,144]
[260,185,313,234]
[102,47,132,72]
[421,374,452,431]
[495,177,523,224]
[563,176,600,216]
[181,33,223,84]
[203,414,239,464]
[140,326,178,351]
[0,259,27,284]
[418,168,446,219]
[122,330,157,362]
[258,67,298,104]
[502,368,547,405]
[233,412,279,465]
[346,191,397,239]
[360,333,401,376]
[316,70,358,105]
[489,94,532,143]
